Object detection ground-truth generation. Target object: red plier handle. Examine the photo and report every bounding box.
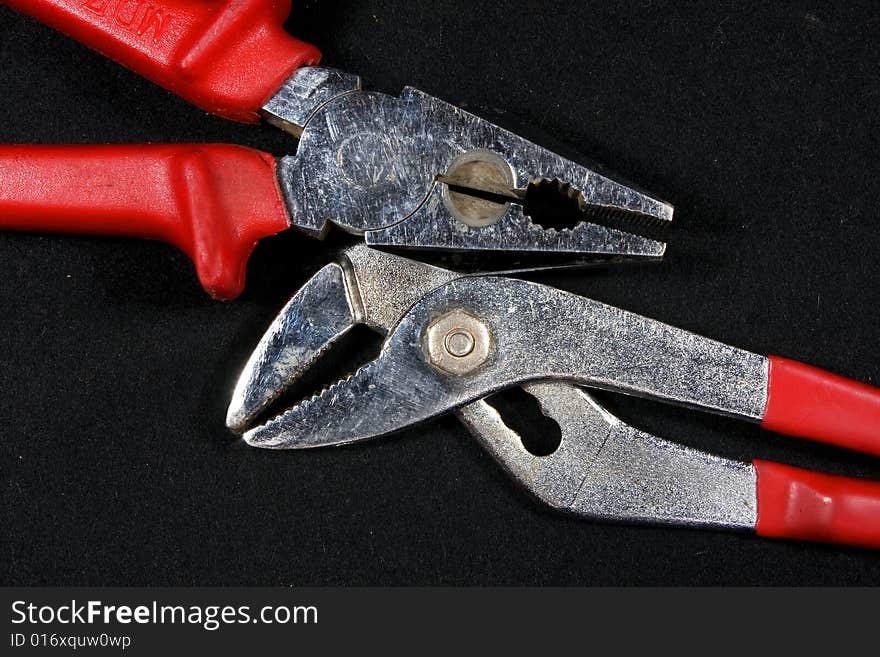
[1,1,318,298]
[4,0,321,122]
[751,356,880,548]
[0,145,291,300]
[762,356,880,458]
[754,460,880,549]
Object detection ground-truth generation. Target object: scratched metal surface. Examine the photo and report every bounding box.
[244,273,769,449]
[460,383,758,530]
[279,86,671,262]
[232,245,760,530]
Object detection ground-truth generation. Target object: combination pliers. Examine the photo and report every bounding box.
[0,0,670,299]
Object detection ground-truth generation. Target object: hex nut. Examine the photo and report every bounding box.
[425,310,492,375]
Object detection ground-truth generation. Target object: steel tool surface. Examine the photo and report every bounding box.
[229,245,880,549]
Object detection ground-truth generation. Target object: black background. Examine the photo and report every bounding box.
[1,1,879,585]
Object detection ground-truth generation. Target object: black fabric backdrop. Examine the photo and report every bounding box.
[2,1,879,585]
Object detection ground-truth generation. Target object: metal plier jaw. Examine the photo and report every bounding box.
[226,244,458,434]
[270,67,672,266]
[229,245,880,548]
[236,267,770,448]
[459,382,757,531]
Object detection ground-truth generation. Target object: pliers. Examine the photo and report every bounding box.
[228,244,880,550]
[0,0,671,299]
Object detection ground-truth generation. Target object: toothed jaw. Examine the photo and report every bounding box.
[240,352,461,450]
[241,401,328,449]
[241,364,385,449]
[225,262,359,435]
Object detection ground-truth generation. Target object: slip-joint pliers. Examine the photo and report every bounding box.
[229,245,880,550]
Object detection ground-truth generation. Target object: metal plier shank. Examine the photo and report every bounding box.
[229,245,880,550]
[0,0,670,299]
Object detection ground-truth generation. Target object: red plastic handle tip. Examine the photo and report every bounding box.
[0,144,291,300]
[762,355,880,457]
[6,0,321,122]
[754,459,880,549]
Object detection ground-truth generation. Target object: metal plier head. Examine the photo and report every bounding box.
[270,67,672,267]
[230,242,770,447]
[226,244,459,434]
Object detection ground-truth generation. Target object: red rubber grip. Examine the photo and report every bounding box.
[761,356,880,457]
[754,460,880,549]
[4,0,321,123]
[0,144,291,300]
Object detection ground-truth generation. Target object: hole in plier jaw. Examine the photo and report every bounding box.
[485,387,563,457]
